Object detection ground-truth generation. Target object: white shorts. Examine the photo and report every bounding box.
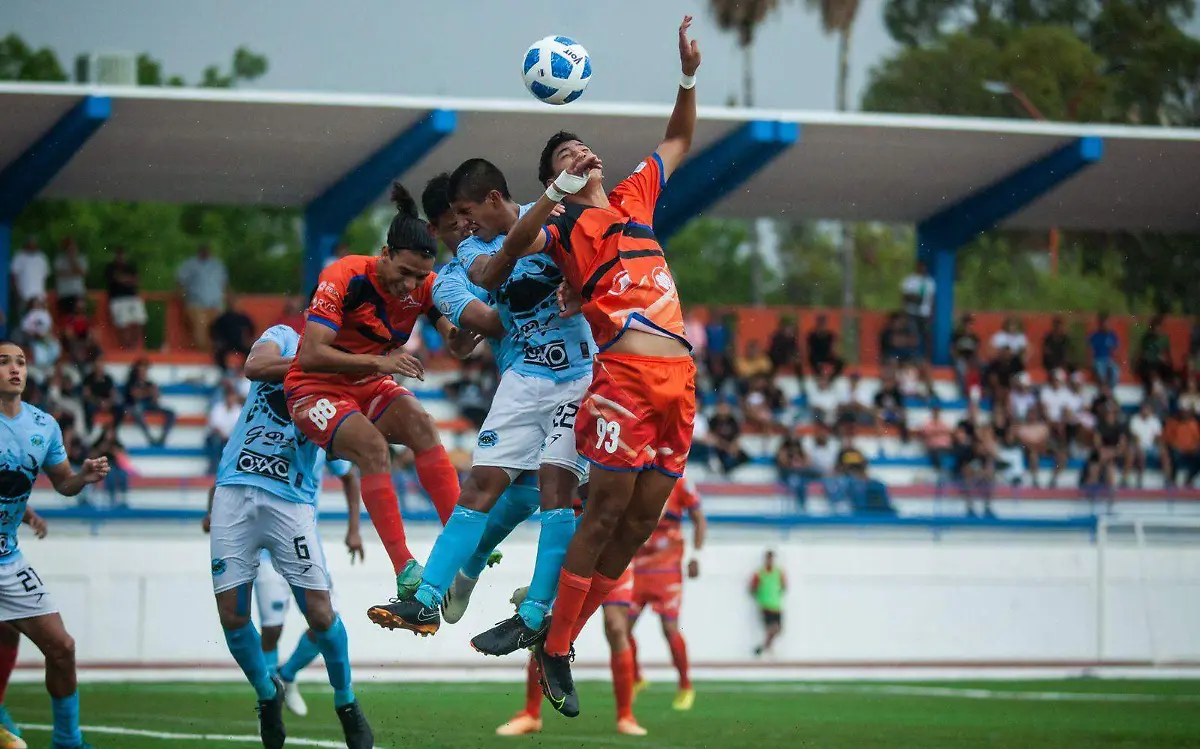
[255,549,291,628]
[109,296,148,327]
[473,371,591,481]
[210,484,330,595]
[0,555,57,622]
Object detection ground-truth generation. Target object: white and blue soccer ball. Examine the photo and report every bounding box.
[522,36,592,105]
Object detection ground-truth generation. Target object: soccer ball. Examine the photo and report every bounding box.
[522,36,592,105]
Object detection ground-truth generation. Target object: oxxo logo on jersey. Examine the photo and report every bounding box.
[236,448,290,483]
[524,340,570,371]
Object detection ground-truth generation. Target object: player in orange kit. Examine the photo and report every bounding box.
[286,183,482,599]
[475,15,702,718]
[628,474,705,711]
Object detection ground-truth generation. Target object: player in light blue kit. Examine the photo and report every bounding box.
[0,341,109,749]
[209,325,372,749]
[370,161,594,654]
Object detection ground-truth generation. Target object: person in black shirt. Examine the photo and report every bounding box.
[1084,407,1127,499]
[125,358,178,446]
[1041,316,1073,373]
[951,313,981,396]
[81,354,124,432]
[872,370,909,442]
[209,297,256,372]
[105,246,148,349]
[806,314,844,377]
[767,318,800,376]
[708,401,749,475]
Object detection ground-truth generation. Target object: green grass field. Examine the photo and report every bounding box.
[8,679,1200,748]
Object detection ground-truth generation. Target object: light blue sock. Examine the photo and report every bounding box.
[279,631,321,683]
[314,616,356,708]
[462,484,539,578]
[263,648,279,675]
[415,506,489,608]
[50,691,82,746]
[224,622,277,701]
[518,507,576,629]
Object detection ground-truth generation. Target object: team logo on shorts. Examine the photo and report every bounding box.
[211,558,227,576]
[478,430,499,448]
[652,267,674,294]
[236,448,290,483]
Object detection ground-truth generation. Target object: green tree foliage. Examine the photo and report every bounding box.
[0,33,67,81]
[665,218,773,305]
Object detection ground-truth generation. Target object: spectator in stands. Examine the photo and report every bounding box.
[105,246,148,350]
[1091,406,1129,489]
[53,236,88,315]
[705,310,731,363]
[176,245,228,351]
[734,339,773,383]
[60,296,98,367]
[901,260,936,358]
[708,401,749,475]
[742,374,785,433]
[872,368,909,442]
[897,359,936,406]
[806,314,843,377]
[1136,314,1174,394]
[705,347,737,401]
[835,449,895,516]
[1164,409,1200,487]
[274,296,306,334]
[1178,377,1200,415]
[880,311,921,367]
[689,410,712,469]
[989,401,1027,487]
[953,406,996,517]
[27,314,62,387]
[81,353,123,433]
[1067,371,1096,448]
[1088,313,1121,389]
[46,362,86,443]
[125,358,177,447]
[1126,401,1166,489]
[209,297,256,373]
[990,317,1029,369]
[917,405,955,477]
[91,425,129,508]
[18,295,53,346]
[9,235,49,316]
[1008,372,1038,421]
[775,434,819,511]
[839,371,874,428]
[1041,316,1074,374]
[1012,403,1050,486]
[951,313,982,398]
[982,347,1022,403]
[445,355,497,430]
[767,316,800,376]
[807,426,841,481]
[205,384,243,474]
[806,366,846,427]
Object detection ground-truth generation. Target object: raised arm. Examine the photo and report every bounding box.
[655,15,702,178]
[476,203,557,291]
[243,339,289,383]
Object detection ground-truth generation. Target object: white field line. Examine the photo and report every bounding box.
[20,723,370,748]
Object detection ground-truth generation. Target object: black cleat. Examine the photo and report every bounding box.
[367,598,440,636]
[535,641,579,718]
[471,614,548,656]
[336,701,375,749]
[256,676,287,749]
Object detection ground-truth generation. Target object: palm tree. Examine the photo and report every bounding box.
[806,0,861,112]
[708,0,787,107]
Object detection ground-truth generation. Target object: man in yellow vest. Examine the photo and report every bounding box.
[750,550,786,657]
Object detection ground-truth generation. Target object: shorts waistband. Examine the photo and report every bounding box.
[595,351,694,365]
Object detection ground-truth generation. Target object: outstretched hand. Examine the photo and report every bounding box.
[446,326,485,359]
[679,15,701,75]
[567,150,603,178]
[80,457,110,484]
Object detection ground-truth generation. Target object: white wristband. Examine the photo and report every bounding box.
[545,184,567,203]
[680,73,697,90]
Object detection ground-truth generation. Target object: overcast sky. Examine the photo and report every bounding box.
[4,0,900,110]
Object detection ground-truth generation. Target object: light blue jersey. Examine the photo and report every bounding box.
[432,258,519,375]
[457,203,595,383]
[216,325,352,504]
[0,403,66,561]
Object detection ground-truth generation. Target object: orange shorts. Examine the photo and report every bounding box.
[631,570,683,620]
[575,353,696,477]
[286,377,411,451]
[602,566,636,607]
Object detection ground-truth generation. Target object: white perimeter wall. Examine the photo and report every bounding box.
[12,528,1200,671]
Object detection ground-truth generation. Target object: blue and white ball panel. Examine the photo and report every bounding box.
[522,35,592,105]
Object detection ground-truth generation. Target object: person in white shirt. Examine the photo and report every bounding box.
[19,296,53,342]
[840,371,874,425]
[989,317,1029,366]
[901,260,936,357]
[1125,402,1164,489]
[10,236,50,315]
[1008,372,1038,420]
[807,429,841,477]
[807,368,848,426]
[53,237,89,314]
[204,386,244,474]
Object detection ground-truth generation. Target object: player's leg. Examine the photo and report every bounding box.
[660,613,694,710]
[278,630,317,717]
[627,593,648,694]
[254,551,290,677]
[603,600,645,736]
[496,655,544,735]
[370,385,459,524]
[8,613,80,749]
[0,622,21,743]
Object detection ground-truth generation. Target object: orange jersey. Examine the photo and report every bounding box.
[542,153,687,351]
[285,255,436,390]
[633,476,700,573]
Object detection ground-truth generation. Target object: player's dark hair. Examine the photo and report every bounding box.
[448,158,512,204]
[386,182,437,259]
[538,130,582,185]
[421,173,453,224]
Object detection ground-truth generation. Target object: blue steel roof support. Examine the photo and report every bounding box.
[303,108,456,292]
[917,136,1104,365]
[654,120,799,243]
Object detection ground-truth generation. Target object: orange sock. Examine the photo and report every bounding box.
[611,647,635,721]
[414,445,460,525]
[569,571,621,642]
[360,473,412,574]
[545,570,591,656]
[524,655,542,719]
[668,630,691,690]
[629,635,642,684]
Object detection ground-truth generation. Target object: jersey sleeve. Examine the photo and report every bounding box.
[456,236,495,276]
[308,264,350,332]
[44,419,67,468]
[257,324,299,358]
[608,153,666,224]
[433,267,486,329]
[678,476,701,509]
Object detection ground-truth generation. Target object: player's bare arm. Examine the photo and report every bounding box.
[341,471,365,563]
[202,485,214,533]
[22,507,48,539]
[656,15,701,178]
[243,340,289,383]
[298,319,424,380]
[456,298,507,339]
[44,457,110,497]
[436,315,486,359]
[687,503,707,579]
[464,203,569,291]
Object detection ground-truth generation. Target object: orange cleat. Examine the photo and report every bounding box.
[617,717,648,736]
[496,712,543,736]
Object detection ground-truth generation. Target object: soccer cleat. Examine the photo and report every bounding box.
[471,614,547,656]
[495,712,542,736]
[487,550,504,568]
[255,676,287,749]
[617,717,648,736]
[395,559,425,600]
[442,572,479,625]
[534,641,579,718]
[281,678,308,717]
[336,701,374,749]
[673,687,695,711]
[0,706,20,738]
[633,677,651,696]
[0,726,25,749]
[367,598,440,636]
